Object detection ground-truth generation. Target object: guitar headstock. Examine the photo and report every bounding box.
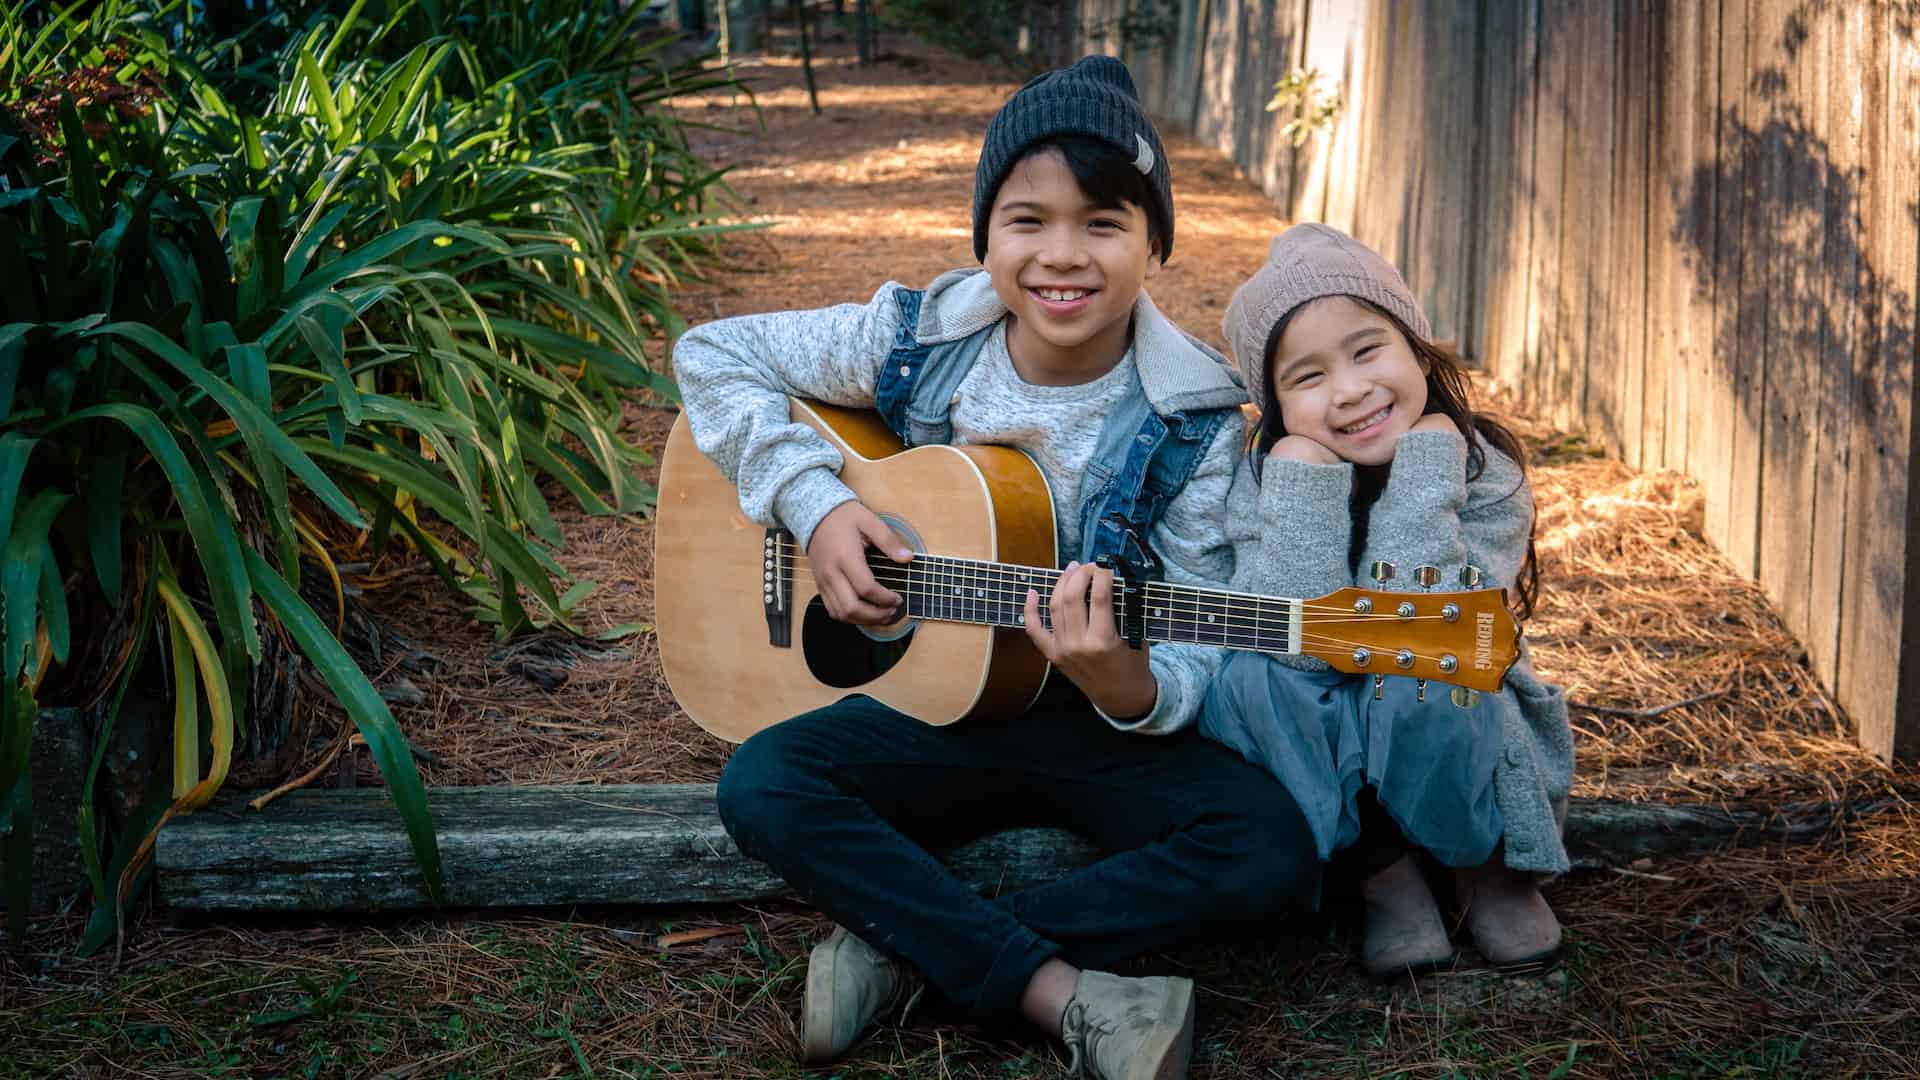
[1296,584,1518,694]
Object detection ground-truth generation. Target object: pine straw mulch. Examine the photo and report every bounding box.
[7,29,1920,1080]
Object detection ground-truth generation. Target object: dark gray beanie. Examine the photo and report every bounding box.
[971,55,1173,263]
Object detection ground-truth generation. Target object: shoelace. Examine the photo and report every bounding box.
[1060,997,1116,1078]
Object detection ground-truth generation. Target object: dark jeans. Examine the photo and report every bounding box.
[716,680,1321,1020]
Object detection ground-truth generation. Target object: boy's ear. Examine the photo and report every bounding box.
[1144,251,1163,279]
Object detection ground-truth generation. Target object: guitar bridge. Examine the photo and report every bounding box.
[764,528,792,648]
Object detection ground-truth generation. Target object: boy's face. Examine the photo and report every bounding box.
[982,149,1160,380]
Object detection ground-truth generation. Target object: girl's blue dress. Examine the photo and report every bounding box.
[1202,652,1505,871]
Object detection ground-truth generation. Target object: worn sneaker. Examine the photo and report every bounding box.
[800,925,921,1063]
[1059,970,1195,1080]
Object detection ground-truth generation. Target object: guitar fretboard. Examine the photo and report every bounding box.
[832,549,1301,654]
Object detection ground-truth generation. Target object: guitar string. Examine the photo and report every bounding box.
[770,561,1490,627]
[763,565,1485,667]
[767,542,1497,617]
[771,553,1489,622]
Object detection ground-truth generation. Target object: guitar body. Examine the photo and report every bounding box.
[655,400,1058,743]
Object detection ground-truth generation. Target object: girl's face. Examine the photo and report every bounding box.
[1267,295,1429,466]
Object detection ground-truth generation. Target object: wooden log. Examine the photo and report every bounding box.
[154,784,1877,914]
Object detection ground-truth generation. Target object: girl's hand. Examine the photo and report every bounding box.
[1023,561,1158,720]
[1410,413,1461,437]
[1266,434,1342,465]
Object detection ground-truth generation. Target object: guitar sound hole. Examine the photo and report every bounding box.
[802,598,915,688]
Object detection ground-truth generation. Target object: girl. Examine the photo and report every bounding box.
[1206,223,1574,978]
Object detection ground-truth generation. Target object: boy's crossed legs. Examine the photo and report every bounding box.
[716,682,1320,1077]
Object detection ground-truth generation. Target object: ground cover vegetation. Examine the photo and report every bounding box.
[0,0,743,954]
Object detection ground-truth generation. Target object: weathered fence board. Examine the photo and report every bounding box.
[1807,0,1865,693]
[1091,0,1918,759]
[1614,0,1652,471]
[1526,4,1569,418]
[156,785,1872,913]
[1838,8,1920,761]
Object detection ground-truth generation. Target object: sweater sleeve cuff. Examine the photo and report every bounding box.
[773,468,860,552]
[1093,681,1166,733]
[1258,458,1354,516]
[1384,430,1468,497]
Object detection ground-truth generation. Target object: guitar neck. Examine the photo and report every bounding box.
[853,550,1303,654]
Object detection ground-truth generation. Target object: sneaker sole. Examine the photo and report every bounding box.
[1129,976,1195,1080]
[800,934,843,1064]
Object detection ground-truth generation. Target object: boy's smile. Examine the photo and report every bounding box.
[983,150,1160,385]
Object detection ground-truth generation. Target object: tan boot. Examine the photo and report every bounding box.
[1058,970,1195,1080]
[1360,854,1455,979]
[1454,861,1563,969]
[800,926,921,1063]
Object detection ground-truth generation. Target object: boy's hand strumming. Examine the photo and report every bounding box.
[1023,561,1158,720]
[807,501,915,625]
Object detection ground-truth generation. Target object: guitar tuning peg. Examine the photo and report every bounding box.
[1458,565,1484,589]
[1413,565,1440,590]
[1373,674,1385,701]
[1370,560,1396,584]
[1450,686,1480,709]
[1416,678,1428,702]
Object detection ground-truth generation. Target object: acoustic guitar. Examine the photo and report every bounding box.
[655,399,1520,743]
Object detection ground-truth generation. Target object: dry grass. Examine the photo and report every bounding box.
[5,27,1919,1080]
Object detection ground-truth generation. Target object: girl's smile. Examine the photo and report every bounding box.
[1268,296,1430,466]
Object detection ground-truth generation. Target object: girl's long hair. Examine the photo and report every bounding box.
[1247,298,1540,619]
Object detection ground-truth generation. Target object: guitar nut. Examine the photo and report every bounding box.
[1438,655,1458,673]
[1395,650,1415,669]
[1441,602,1460,622]
[1352,648,1371,667]
[1353,597,1372,614]
[1396,601,1416,619]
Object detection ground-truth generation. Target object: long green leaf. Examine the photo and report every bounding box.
[1,490,67,682]
[85,322,367,528]
[243,548,443,903]
[75,564,159,958]
[55,403,260,663]
[296,47,344,144]
[294,438,567,620]
[84,453,126,599]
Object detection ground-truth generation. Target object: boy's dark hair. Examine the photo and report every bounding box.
[971,54,1173,261]
[990,134,1172,258]
[1246,298,1541,620]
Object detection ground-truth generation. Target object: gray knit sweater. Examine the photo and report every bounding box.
[1227,429,1574,874]
[671,268,1248,736]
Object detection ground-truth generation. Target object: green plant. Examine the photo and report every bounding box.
[1267,66,1342,147]
[0,0,751,951]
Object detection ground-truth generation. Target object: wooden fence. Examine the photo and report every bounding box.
[1075,0,1920,761]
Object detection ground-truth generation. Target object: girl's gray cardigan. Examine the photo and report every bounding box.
[1226,429,1574,874]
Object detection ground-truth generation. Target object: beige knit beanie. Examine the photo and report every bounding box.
[1222,223,1431,407]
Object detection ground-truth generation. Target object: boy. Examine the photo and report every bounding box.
[673,56,1318,1079]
